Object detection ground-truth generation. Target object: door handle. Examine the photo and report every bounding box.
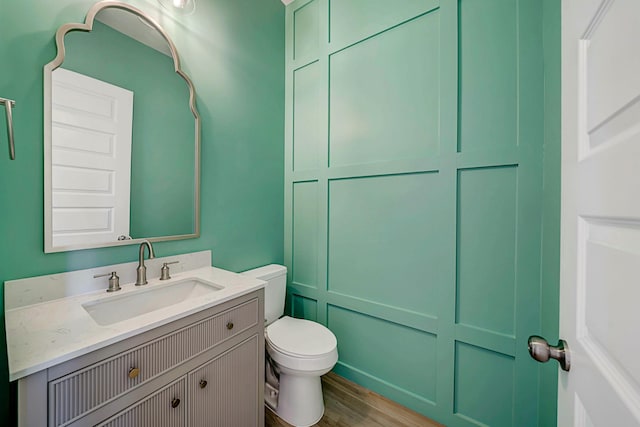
[528,335,571,372]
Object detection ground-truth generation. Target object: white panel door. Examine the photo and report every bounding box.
[560,0,640,425]
[51,68,133,247]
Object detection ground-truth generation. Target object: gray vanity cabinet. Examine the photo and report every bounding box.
[17,290,264,427]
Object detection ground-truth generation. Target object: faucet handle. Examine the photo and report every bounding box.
[94,271,121,292]
[160,261,179,281]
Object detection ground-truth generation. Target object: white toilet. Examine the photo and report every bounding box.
[242,265,338,427]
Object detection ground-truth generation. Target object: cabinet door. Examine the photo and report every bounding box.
[97,377,186,427]
[188,336,259,427]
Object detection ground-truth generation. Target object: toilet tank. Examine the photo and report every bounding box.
[241,264,287,325]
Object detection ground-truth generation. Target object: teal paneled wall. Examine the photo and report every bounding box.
[0,0,284,420]
[329,11,440,166]
[63,21,195,237]
[458,0,516,153]
[454,343,515,426]
[293,63,322,171]
[328,173,445,317]
[539,0,561,425]
[292,181,319,286]
[284,0,549,425]
[457,166,518,336]
[328,305,438,403]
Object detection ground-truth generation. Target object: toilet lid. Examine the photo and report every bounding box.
[266,316,337,357]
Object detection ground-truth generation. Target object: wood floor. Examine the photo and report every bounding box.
[265,372,444,427]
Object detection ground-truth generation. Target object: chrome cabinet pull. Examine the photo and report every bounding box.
[528,335,571,371]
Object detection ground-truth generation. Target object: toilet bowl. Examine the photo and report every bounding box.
[242,265,338,427]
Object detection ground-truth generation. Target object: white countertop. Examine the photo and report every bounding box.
[5,252,265,381]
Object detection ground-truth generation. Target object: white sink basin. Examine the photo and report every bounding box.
[82,278,223,326]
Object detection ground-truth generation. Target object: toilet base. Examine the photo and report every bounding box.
[271,372,325,427]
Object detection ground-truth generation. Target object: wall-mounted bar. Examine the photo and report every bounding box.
[0,97,16,160]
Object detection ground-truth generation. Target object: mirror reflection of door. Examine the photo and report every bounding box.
[64,15,195,241]
[51,68,133,247]
[44,5,198,252]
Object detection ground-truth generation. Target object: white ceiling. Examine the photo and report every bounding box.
[96,8,172,57]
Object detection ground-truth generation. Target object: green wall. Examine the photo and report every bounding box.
[63,20,196,238]
[0,0,284,420]
[284,0,558,426]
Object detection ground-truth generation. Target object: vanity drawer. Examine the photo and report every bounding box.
[96,376,186,427]
[49,298,258,426]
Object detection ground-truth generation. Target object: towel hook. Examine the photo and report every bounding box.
[0,97,16,160]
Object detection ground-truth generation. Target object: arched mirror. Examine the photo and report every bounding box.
[44,0,200,253]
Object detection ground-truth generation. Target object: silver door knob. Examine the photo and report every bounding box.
[528,335,570,371]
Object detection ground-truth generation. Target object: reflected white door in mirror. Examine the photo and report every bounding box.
[51,68,133,247]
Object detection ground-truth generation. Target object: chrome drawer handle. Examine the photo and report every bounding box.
[128,367,140,379]
[199,379,208,389]
[171,398,180,409]
[226,321,234,330]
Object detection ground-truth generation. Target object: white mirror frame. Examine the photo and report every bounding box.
[43,0,201,253]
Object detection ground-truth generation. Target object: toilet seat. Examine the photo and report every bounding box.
[266,316,337,356]
[266,316,338,372]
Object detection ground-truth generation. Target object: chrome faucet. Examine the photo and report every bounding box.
[135,240,155,286]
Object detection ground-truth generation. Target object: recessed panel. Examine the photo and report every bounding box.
[52,166,113,193]
[578,132,640,220]
[292,295,317,322]
[52,80,115,118]
[52,125,113,155]
[457,166,517,336]
[328,173,444,317]
[458,0,516,152]
[52,208,112,232]
[582,221,640,389]
[329,11,440,167]
[328,305,437,402]
[293,0,319,60]
[575,395,596,427]
[454,342,514,426]
[293,62,322,171]
[586,0,640,135]
[329,0,438,46]
[293,181,319,288]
